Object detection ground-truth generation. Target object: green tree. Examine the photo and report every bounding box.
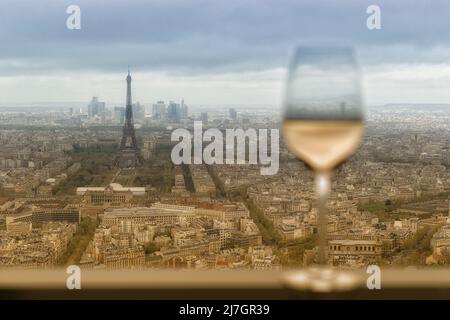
[144,242,160,254]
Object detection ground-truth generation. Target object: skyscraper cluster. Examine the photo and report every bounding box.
[88,97,106,120]
[152,99,189,122]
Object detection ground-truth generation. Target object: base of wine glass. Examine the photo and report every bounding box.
[283,267,361,293]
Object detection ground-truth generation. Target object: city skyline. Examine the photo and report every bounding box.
[0,102,448,272]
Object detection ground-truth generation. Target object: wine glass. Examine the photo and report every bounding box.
[282,45,365,265]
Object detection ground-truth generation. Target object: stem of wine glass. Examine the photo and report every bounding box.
[315,171,331,265]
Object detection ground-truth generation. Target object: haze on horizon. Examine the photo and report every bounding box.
[2,0,450,107]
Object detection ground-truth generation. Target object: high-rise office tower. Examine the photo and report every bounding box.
[167,101,181,122]
[200,112,208,123]
[152,101,166,119]
[88,96,106,119]
[114,106,126,124]
[229,108,237,120]
[181,99,188,119]
[132,101,145,121]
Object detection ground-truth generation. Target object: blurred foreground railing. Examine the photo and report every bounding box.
[1,268,450,299]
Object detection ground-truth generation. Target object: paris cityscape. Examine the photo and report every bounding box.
[0,69,449,272]
[2,7,450,309]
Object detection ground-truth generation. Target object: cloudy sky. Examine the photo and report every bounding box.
[1,0,450,107]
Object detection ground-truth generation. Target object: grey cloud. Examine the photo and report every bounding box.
[1,0,450,75]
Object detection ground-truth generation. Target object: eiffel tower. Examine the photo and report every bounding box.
[115,67,142,168]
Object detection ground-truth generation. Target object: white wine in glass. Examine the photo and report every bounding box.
[282,46,365,265]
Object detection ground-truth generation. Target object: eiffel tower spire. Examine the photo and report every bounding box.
[115,67,142,168]
[127,65,132,107]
